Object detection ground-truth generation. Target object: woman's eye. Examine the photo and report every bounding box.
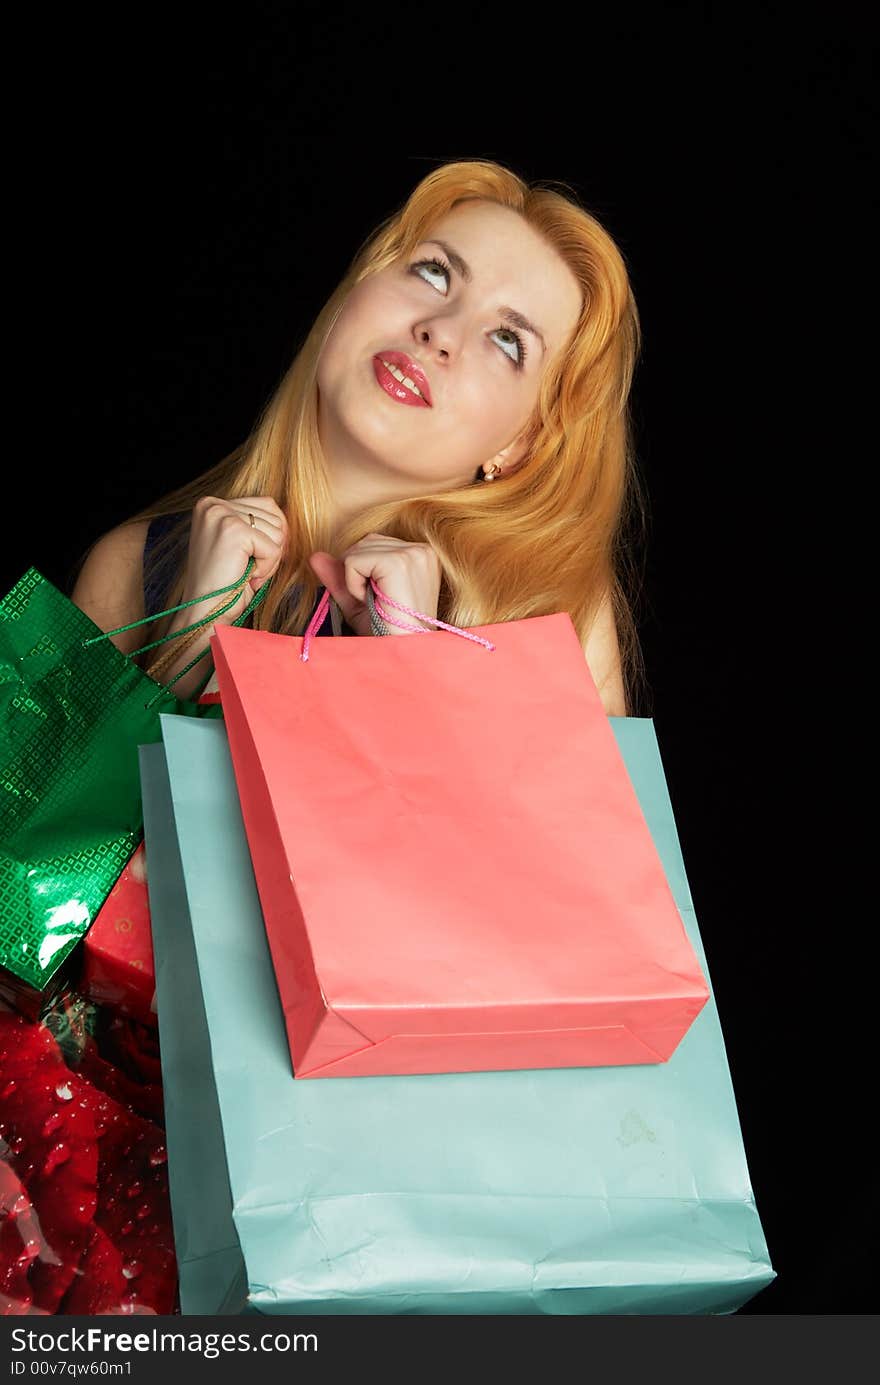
[409,258,527,368]
[411,258,450,292]
[491,326,526,366]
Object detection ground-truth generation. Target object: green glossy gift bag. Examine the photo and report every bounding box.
[0,560,265,992]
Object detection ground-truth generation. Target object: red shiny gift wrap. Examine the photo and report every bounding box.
[79,844,157,1029]
[212,607,710,1080]
[0,1007,175,1315]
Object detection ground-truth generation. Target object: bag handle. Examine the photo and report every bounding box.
[302,579,495,662]
[82,559,270,699]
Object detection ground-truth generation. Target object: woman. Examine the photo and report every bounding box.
[71,159,647,716]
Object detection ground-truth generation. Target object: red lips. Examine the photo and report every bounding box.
[373,351,432,405]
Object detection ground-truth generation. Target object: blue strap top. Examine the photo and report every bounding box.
[142,513,344,636]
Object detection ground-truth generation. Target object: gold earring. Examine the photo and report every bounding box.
[483,464,502,482]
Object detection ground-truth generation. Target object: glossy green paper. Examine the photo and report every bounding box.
[0,567,224,991]
[141,716,775,1316]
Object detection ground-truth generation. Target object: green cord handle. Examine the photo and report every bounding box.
[145,578,270,704]
[81,558,271,702]
[82,559,259,655]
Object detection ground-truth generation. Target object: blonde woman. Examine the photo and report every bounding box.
[71,159,648,717]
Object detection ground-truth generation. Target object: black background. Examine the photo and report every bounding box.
[5,6,872,1314]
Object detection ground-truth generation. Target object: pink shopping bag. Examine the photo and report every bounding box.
[212,595,709,1078]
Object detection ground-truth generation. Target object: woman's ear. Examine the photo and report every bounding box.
[484,432,530,480]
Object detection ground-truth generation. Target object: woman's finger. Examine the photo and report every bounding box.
[233,509,281,538]
[308,552,365,625]
[338,532,408,559]
[212,514,284,587]
[227,501,286,537]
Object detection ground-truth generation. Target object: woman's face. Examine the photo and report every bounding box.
[316,199,583,493]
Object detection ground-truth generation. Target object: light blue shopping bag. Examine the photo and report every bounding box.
[140,716,775,1315]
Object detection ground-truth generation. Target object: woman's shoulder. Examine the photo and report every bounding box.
[73,518,153,595]
[70,519,154,655]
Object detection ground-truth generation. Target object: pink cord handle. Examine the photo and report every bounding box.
[300,578,496,662]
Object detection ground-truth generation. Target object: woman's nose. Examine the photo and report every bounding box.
[414,319,457,360]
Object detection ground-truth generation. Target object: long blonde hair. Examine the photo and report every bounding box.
[84,159,652,713]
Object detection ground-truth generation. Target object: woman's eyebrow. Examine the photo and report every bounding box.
[420,239,547,356]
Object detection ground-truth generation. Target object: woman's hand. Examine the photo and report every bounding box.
[139,495,287,703]
[182,495,289,623]
[308,534,442,637]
